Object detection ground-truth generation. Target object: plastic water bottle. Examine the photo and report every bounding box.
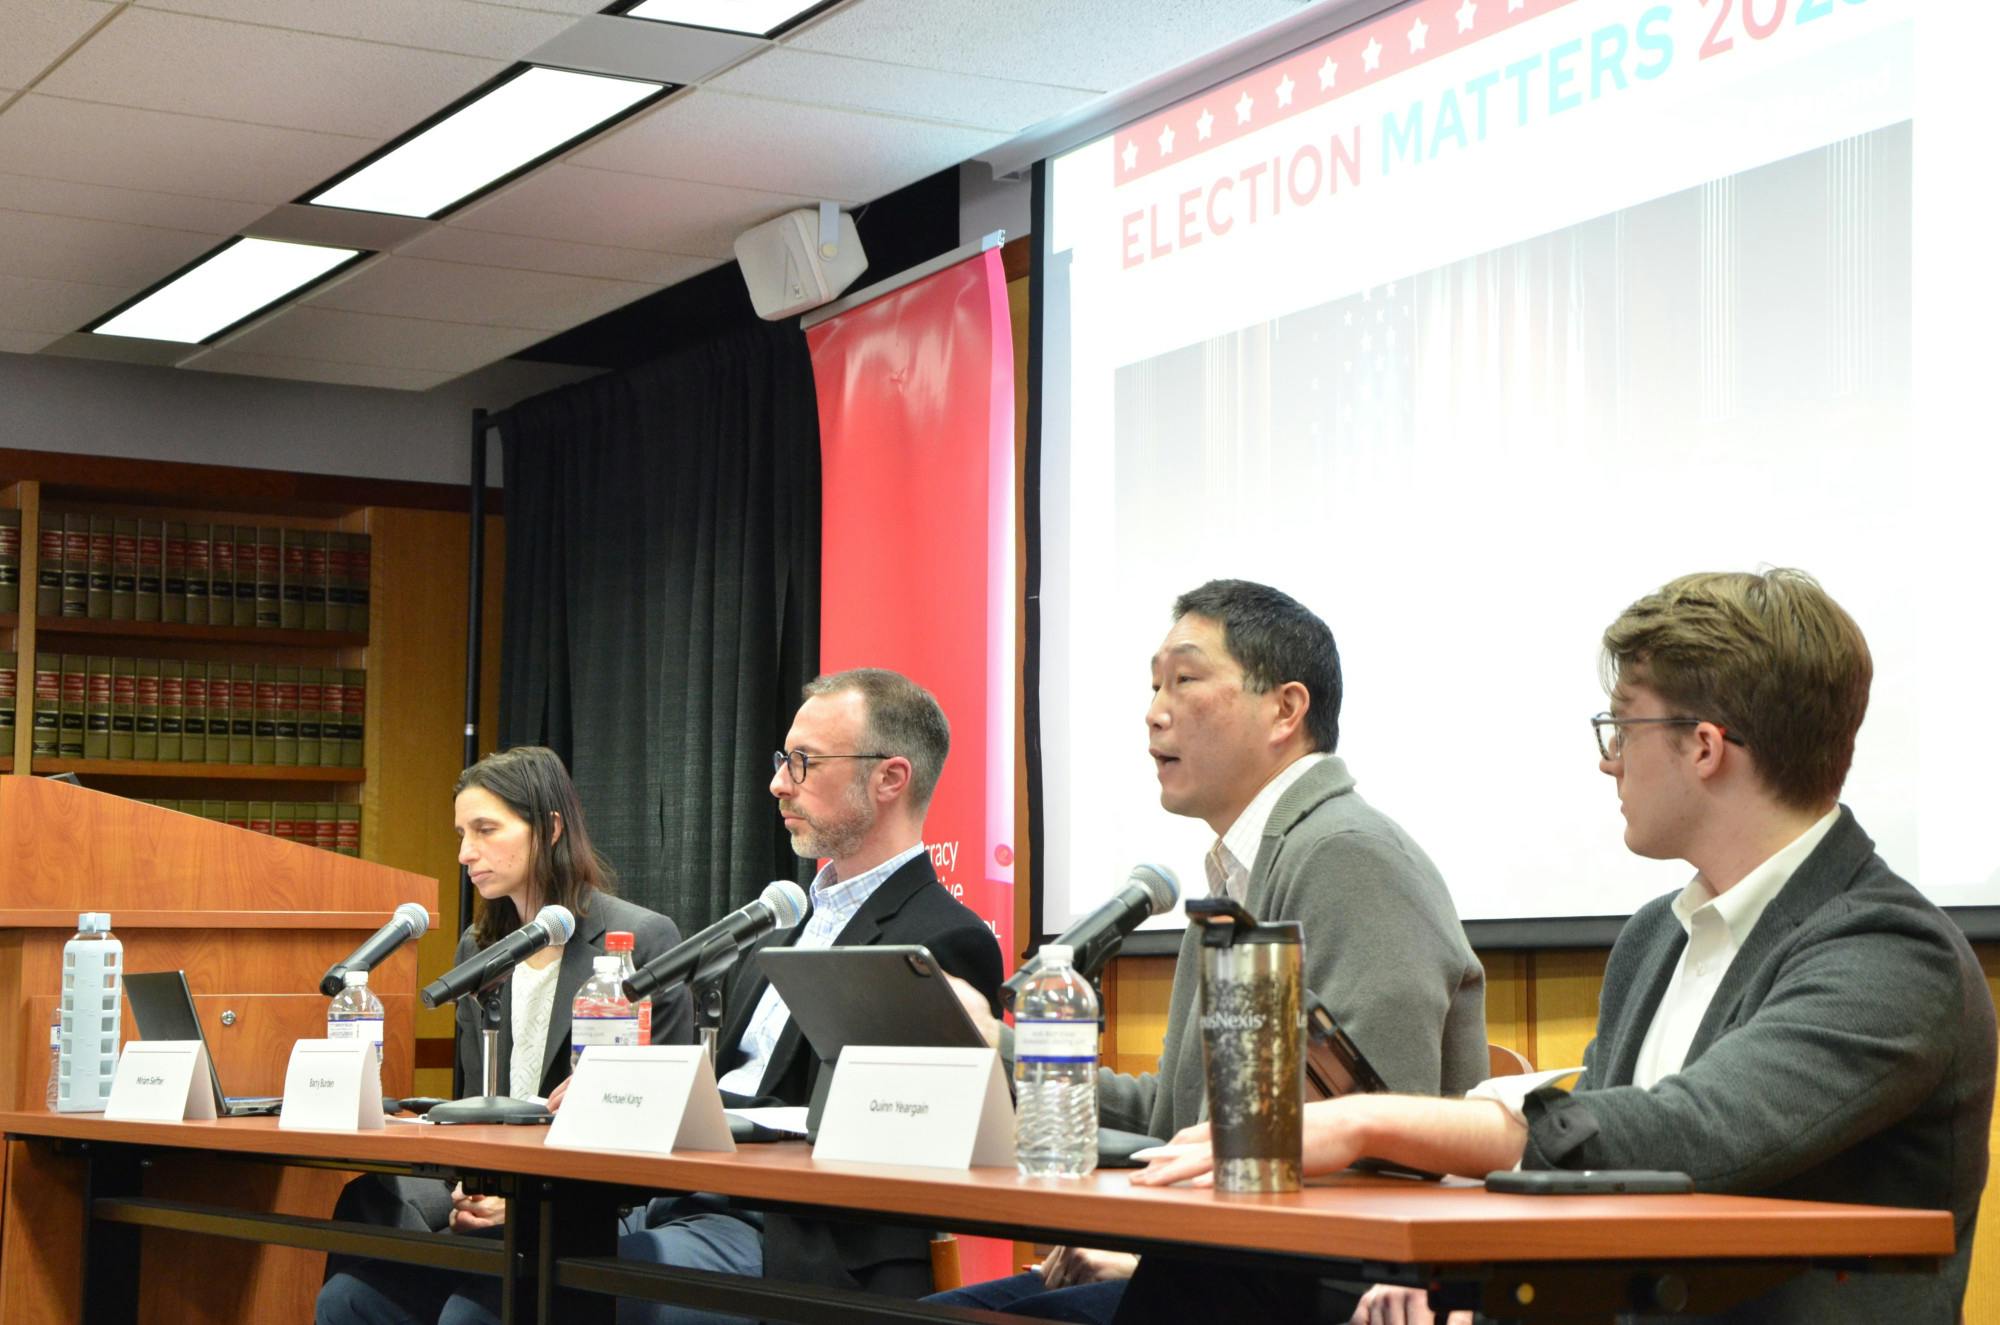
[58,912,122,1113]
[326,969,385,1065]
[606,930,651,1046]
[46,1007,61,1110]
[1013,944,1099,1178]
[571,954,638,1069]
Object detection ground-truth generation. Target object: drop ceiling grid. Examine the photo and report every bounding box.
[302,253,667,332]
[0,0,115,92]
[130,0,581,63]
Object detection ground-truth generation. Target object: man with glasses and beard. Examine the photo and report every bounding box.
[602,668,1004,1322]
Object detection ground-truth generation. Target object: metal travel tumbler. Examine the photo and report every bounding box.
[1190,898,1303,1193]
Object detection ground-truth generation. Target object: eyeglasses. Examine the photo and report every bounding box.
[1591,713,1746,761]
[772,749,892,784]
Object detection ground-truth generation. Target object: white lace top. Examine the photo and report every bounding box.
[508,954,565,1100]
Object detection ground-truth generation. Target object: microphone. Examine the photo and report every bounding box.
[320,902,430,996]
[624,880,809,1001]
[1004,863,1180,1001]
[419,905,575,1009]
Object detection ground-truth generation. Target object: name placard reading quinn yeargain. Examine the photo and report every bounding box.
[812,1046,1012,1170]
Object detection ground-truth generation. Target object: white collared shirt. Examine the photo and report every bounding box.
[1203,753,1329,903]
[508,955,563,1101]
[715,842,927,1098]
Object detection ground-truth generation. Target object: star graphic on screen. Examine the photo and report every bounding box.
[1275,73,1296,107]
[1235,90,1255,123]
[1196,107,1215,140]
[1362,37,1383,71]
[1408,16,1429,52]
[1456,0,1477,31]
[1318,55,1338,90]
[1121,139,1138,171]
[1157,123,1176,156]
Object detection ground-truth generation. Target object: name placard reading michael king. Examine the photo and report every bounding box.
[547,1045,735,1155]
[812,1046,1012,1170]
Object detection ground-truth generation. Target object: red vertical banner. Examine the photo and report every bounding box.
[808,249,1017,974]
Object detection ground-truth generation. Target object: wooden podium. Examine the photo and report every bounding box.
[0,777,438,1323]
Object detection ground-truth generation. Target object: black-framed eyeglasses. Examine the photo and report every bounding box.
[772,750,893,784]
[1591,713,1746,761]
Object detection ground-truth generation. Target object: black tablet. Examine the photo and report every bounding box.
[755,944,990,1063]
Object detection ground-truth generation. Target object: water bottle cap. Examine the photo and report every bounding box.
[605,931,635,953]
[77,912,111,933]
[1039,944,1074,968]
[343,969,370,987]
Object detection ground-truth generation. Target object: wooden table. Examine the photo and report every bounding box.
[0,1110,1952,1323]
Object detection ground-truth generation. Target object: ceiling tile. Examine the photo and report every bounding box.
[1,330,63,354]
[573,89,1004,203]
[217,305,548,373]
[304,255,660,331]
[785,0,1307,93]
[0,1,113,91]
[132,0,575,62]
[710,46,1092,133]
[0,271,132,334]
[467,0,609,14]
[180,346,457,391]
[525,14,764,85]
[400,224,718,285]
[0,206,219,287]
[35,7,503,139]
[0,95,376,204]
[0,171,266,234]
[449,162,809,258]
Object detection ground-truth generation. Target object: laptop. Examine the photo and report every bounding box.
[124,971,285,1117]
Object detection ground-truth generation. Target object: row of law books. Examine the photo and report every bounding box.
[0,509,370,630]
[130,798,363,856]
[0,653,364,766]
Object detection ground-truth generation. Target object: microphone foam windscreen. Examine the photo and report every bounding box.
[396,900,431,938]
[761,879,809,929]
[535,904,577,945]
[1130,864,1181,914]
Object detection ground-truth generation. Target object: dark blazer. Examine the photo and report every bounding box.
[451,890,692,1098]
[713,852,1004,1296]
[1523,807,1996,1322]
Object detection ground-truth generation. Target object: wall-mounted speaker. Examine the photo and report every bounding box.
[734,205,867,321]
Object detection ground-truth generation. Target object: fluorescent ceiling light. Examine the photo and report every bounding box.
[309,66,665,219]
[92,237,361,343]
[624,0,822,37]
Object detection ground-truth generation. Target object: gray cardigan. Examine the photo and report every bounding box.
[1523,807,1995,1321]
[1099,756,1488,1140]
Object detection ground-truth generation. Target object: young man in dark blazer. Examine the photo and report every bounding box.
[614,668,1004,1320]
[1133,570,1997,1324]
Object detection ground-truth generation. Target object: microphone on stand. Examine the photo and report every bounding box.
[1003,864,1180,1005]
[420,904,576,1009]
[320,902,430,997]
[624,880,809,1001]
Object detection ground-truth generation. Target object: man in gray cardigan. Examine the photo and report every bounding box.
[1134,570,1996,1324]
[934,579,1486,1322]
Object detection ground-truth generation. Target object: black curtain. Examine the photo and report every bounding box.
[497,321,819,932]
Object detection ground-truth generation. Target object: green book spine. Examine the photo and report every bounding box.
[82,655,111,760]
[274,664,299,766]
[314,802,338,853]
[252,663,277,763]
[134,658,159,760]
[296,667,322,767]
[176,799,200,817]
[325,532,350,633]
[255,526,280,628]
[158,659,183,762]
[180,666,206,762]
[302,531,328,631]
[206,661,231,762]
[279,529,305,629]
[225,800,249,832]
[347,533,371,633]
[317,672,343,766]
[200,799,224,823]
[161,522,187,624]
[136,520,162,622]
[0,650,15,740]
[109,657,136,760]
[0,509,19,615]
[110,518,138,620]
[272,801,296,846]
[207,526,234,626]
[247,800,273,837]
[58,654,86,757]
[228,662,254,763]
[87,516,113,619]
[233,524,258,628]
[184,522,211,623]
[35,518,63,618]
[61,514,89,618]
[336,804,361,857]
[341,668,364,768]
[32,654,60,757]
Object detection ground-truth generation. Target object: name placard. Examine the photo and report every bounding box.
[279,1039,384,1132]
[813,1046,1012,1170]
[106,1041,217,1122]
[547,1046,735,1155]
